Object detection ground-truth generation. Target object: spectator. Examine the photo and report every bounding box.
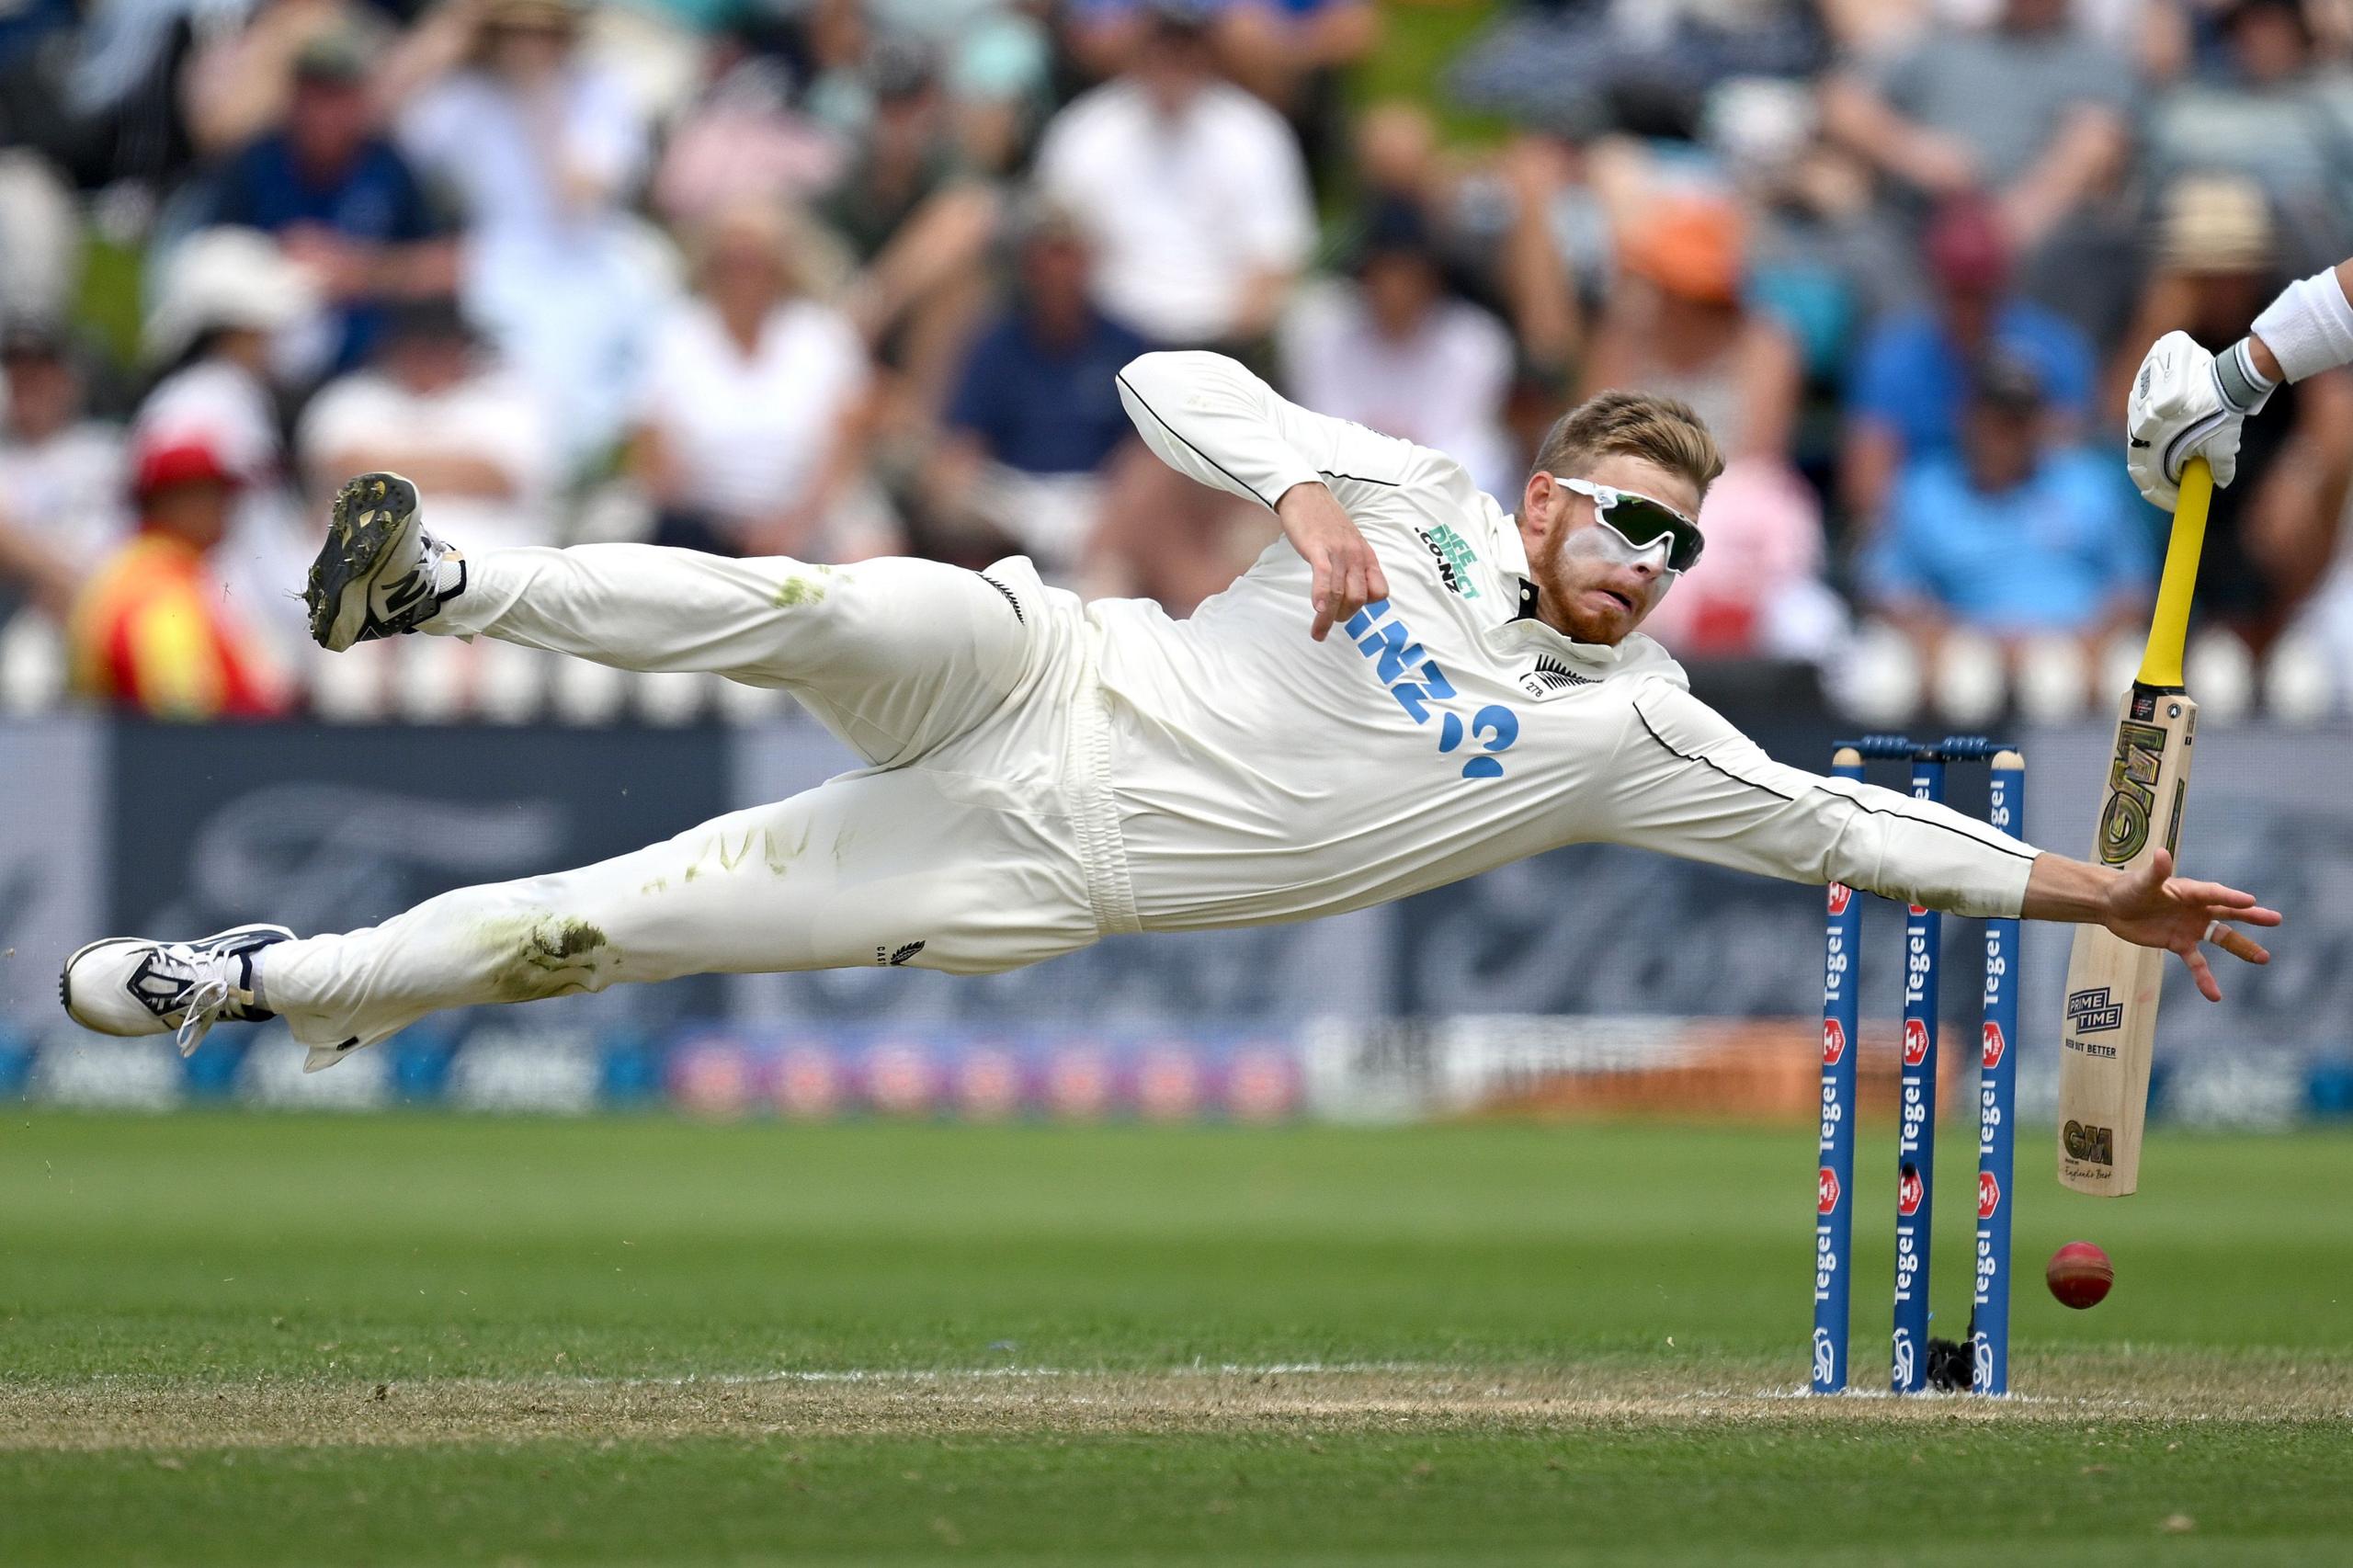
[926,199,1151,579]
[0,323,126,619]
[1821,0,2132,263]
[1447,0,1823,142]
[386,0,669,460]
[1579,193,1802,464]
[298,297,559,555]
[184,0,373,158]
[134,228,322,655]
[819,37,1001,417]
[1034,0,1314,349]
[1840,198,2097,533]
[2108,174,2353,644]
[653,36,847,228]
[1707,78,1920,394]
[627,199,894,562]
[2145,0,2353,268]
[1066,0,1378,149]
[1864,350,2152,654]
[1277,199,1517,496]
[206,23,461,375]
[859,0,1054,172]
[67,430,293,720]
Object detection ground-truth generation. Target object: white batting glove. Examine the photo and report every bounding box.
[2125,330,2272,510]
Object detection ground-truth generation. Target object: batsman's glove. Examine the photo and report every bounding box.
[2126,329,2273,511]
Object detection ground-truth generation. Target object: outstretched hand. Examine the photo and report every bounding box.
[2100,847,2282,1002]
[1276,482,1389,642]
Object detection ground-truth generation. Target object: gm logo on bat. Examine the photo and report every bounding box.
[2063,1120,2116,1166]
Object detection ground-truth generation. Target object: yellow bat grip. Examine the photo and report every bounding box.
[2136,457,2212,689]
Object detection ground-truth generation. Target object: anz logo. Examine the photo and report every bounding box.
[1518,654,1596,701]
[1344,599,1520,780]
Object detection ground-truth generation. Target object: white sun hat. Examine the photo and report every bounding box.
[142,227,322,364]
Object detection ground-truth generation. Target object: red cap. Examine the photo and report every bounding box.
[1926,198,2009,292]
[132,435,241,498]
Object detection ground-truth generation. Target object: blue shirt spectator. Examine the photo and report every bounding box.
[1847,300,2097,467]
[925,202,1154,580]
[944,303,1149,476]
[1839,198,2099,531]
[1870,448,2149,631]
[208,38,454,372]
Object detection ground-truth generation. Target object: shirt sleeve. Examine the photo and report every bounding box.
[1114,349,1422,515]
[1589,680,2040,918]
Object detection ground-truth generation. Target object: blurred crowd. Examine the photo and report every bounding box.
[5,0,2353,722]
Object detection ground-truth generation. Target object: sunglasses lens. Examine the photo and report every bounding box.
[1600,496,1702,572]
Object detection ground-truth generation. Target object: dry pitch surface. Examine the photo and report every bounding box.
[9,1355,2353,1451]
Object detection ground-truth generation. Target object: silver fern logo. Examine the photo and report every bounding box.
[1518,655,1595,699]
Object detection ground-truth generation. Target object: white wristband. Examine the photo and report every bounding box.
[2252,267,2353,383]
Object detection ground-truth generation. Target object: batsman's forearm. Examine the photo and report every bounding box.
[2019,853,2118,925]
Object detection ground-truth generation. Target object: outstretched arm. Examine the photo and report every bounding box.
[1590,684,2279,998]
[1113,351,1400,641]
[2021,849,2278,1002]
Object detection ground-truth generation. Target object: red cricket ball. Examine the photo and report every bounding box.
[2046,1241,2114,1309]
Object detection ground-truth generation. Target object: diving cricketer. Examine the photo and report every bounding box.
[61,352,2280,1065]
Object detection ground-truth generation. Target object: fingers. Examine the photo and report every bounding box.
[2178,944,2223,1003]
[1309,541,1387,645]
[1342,554,1370,625]
[2165,877,2256,909]
[2210,925,2271,964]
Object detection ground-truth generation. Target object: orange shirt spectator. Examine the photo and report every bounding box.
[70,437,291,720]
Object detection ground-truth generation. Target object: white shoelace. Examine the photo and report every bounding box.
[172,960,236,1057]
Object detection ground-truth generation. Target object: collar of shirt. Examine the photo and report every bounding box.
[1485,510,1684,686]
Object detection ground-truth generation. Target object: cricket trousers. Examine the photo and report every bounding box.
[262,545,1134,1067]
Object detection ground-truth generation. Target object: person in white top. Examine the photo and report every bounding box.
[0,324,127,618]
[299,299,558,556]
[1034,5,1314,347]
[627,199,895,562]
[62,355,2279,1064]
[1277,199,1518,497]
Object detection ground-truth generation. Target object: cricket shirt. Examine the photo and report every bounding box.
[1087,352,2040,931]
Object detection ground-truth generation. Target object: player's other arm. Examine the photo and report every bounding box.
[1591,684,2279,998]
[1114,350,1404,640]
[2127,257,2353,508]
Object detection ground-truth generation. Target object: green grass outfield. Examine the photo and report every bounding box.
[4,1113,2349,1565]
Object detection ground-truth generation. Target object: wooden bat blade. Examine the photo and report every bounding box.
[2057,686,2197,1195]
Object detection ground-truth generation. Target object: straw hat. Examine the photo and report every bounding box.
[2156,174,2274,275]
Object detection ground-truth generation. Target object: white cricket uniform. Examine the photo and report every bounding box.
[264,353,2040,1065]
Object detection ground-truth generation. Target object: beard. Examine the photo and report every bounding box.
[1531,525,1671,645]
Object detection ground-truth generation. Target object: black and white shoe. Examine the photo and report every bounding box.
[304,472,465,653]
[60,924,293,1056]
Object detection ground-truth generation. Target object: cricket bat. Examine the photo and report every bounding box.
[2056,459,2211,1196]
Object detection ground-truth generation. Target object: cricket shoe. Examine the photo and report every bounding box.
[304,471,465,653]
[59,924,293,1056]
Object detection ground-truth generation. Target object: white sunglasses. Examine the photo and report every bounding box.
[1552,474,1705,574]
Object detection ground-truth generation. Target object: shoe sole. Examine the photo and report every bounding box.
[306,472,422,653]
[60,923,295,1037]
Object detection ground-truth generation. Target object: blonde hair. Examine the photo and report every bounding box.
[689,198,853,302]
[1534,390,1724,502]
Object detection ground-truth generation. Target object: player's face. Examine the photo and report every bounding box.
[1519,454,1702,646]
